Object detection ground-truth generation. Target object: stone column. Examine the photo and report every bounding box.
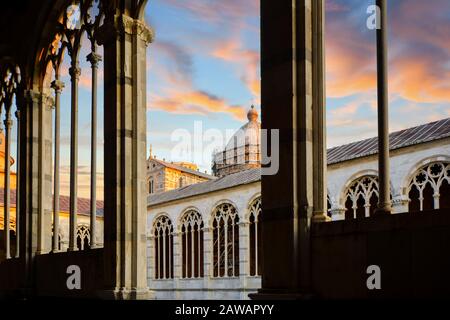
[50,80,64,252]
[312,0,329,223]
[330,206,346,221]
[202,226,213,299]
[172,232,182,278]
[238,221,250,299]
[172,231,182,299]
[433,192,440,210]
[3,108,12,259]
[17,89,41,290]
[98,12,154,299]
[14,109,21,258]
[68,62,80,251]
[391,194,409,214]
[251,0,323,299]
[147,235,154,283]
[375,0,392,215]
[87,51,102,249]
[36,92,54,255]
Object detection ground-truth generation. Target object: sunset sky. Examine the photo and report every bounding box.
[7,0,448,200]
[145,0,450,171]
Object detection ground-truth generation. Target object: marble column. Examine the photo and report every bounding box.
[312,0,329,223]
[50,80,64,252]
[391,194,409,214]
[36,92,54,255]
[330,206,346,221]
[87,51,101,249]
[3,109,12,259]
[19,90,41,290]
[147,235,154,282]
[98,12,154,299]
[375,0,392,215]
[68,62,80,251]
[251,0,323,299]
[238,221,250,299]
[202,227,213,299]
[14,109,20,258]
[172,231,182,299]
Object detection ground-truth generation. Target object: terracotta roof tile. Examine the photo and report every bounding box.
[0,188,104,217]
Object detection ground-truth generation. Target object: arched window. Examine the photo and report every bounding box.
[153,215,173,279]
[149,178,154,194]
[408,162,450,211]
[248,197,261,276]
[344,175,379,219]
[212,203,239,277]
[76,225,90,251]
[180,210,204,278]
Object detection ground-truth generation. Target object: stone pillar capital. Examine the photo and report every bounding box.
[51,79,65,93]
[25,90,42,104]
[98,14,154,46]
[86,52,102,68]
[69,64,81,81]
[133,19,154,45]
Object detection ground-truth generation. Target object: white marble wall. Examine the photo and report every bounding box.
[327,139,450,220]
[147,182,261,300]
[146,137,450,298]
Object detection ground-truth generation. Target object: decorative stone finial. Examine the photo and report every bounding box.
[247,105,258,122]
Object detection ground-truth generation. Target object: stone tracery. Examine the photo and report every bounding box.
[212,202,239,278]
[344,175,379,219]
[153,215,174,279]
[408,162,450,211]
[180,209,203,278]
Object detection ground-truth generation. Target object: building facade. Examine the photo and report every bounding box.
[147,117,450,299]
[147,155,214,195]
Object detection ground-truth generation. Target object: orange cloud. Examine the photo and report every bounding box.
[149,90,246,120]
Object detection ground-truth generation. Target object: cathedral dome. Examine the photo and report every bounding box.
[212,106,261,177]
[225,106,260,150]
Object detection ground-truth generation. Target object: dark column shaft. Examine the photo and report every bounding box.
[376,0,392,214]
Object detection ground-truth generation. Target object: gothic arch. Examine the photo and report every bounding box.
[151,212,173,229]
[405,158,450,211]
[343,174,380,219]
[177,206,202,230]
[210,201,239,278]
[247,196,261,277]
[402,155,450,193]
[76,224,90,251]
[339,169,379,206]
[210,199,240,224]
[152,214,174,279]
[179,208,204,278]
[245,193,262,221]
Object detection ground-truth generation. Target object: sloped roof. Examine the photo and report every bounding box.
[148,168,260,206]
[149,118,450,207]
[327,118,450,165]
[0,188,104,217]
[150,158,215,180]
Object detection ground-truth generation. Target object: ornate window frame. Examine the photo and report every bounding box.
[211,201,239,278]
